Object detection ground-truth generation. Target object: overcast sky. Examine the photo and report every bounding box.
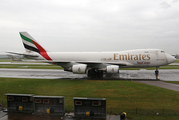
[0,0,179,54]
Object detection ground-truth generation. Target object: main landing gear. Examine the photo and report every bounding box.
[87,68,103,78]
[155,67,159,80]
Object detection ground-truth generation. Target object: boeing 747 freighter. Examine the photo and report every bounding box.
[7,32,176,79]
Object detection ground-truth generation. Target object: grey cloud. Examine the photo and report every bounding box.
[172,0,179,3]
[0,0,179,54]
[160,2,171,9]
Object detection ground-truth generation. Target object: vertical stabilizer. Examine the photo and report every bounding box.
[19,32,52,61]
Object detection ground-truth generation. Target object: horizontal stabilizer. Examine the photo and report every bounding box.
[6,51,39,57]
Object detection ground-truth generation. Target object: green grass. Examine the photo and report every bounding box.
[0,59,13,62]
[0,78,179,119]
[174,59,179,63]
[159,65,179,69]
[119,65,179,70]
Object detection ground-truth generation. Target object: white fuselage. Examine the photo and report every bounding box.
[34,49,175,69]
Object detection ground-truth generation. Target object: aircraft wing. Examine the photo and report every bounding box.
[78,61,128,66]
[40,60,132,68]
[39,60,128,65]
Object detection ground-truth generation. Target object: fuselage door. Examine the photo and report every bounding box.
[156,50,167,66]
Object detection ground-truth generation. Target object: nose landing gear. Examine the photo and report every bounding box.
[155,67,159,80]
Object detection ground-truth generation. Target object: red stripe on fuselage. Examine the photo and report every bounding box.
[32,40,52,61]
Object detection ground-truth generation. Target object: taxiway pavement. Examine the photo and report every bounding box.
[136,81,179,92]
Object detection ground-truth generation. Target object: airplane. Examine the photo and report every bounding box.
[7,32,176,79]
[7,55,22,61]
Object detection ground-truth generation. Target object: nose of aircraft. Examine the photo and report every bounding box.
[165,53,176,64]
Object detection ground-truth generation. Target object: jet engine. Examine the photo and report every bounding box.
[106,65,119,74]
[72,64,87,74]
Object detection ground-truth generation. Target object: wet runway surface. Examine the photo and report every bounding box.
[0,68,179,81]
[0,69,85,79]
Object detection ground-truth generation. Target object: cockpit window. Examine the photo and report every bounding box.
[161,51,165,53]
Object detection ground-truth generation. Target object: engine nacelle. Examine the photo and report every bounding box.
[106,65,119,74]
[72,64,87,74]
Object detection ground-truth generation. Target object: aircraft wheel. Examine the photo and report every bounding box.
[87,69,103,78]
[155,67,159,80]
[97,71,103,78]
[87,69,96,78]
